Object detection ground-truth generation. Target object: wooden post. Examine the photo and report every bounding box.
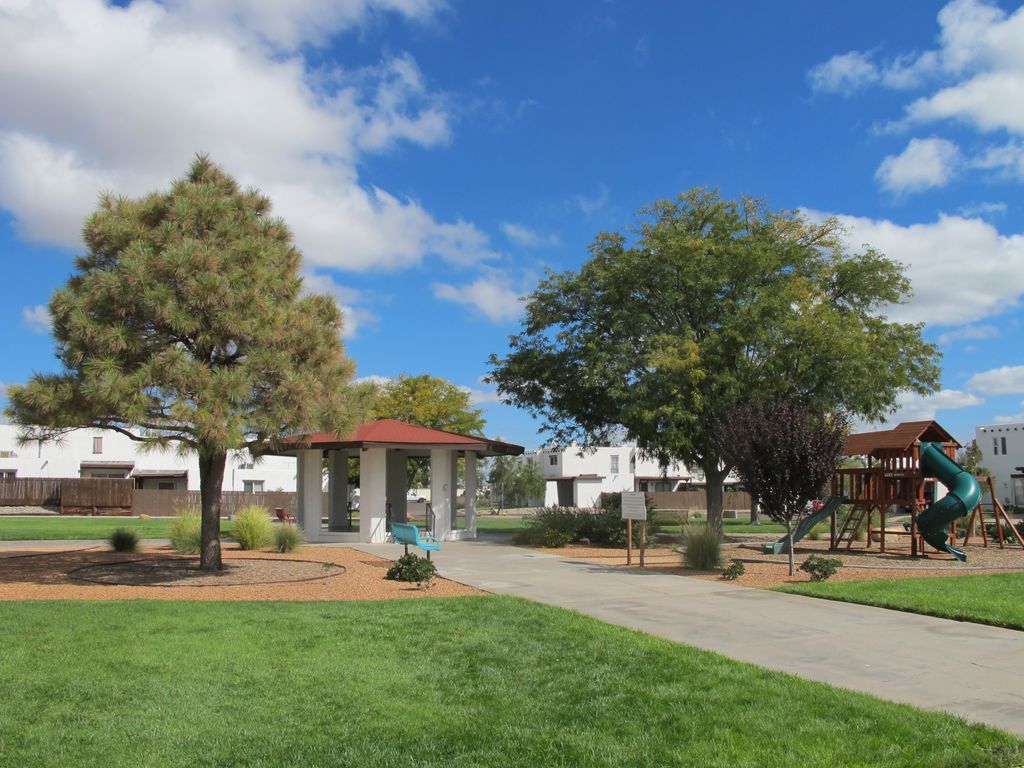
[626,518,633,566]
[639,521,646,568]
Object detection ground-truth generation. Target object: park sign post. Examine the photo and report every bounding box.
[621,492,648,567]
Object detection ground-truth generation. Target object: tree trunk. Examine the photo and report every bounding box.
[749,494,760,525]
[786,519,795,577]
[704,462,727,533]
[198,447,226,571]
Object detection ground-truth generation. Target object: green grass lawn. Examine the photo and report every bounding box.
[474,515,527,532]
[0,515,233,541]
[0,597,1019,767]
[658,518,787,535]
[778,572,1024,631]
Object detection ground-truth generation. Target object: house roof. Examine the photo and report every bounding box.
[278,419,524,457]
[843,420,960,457]
[131,469,187,478]
[79,461,135,469]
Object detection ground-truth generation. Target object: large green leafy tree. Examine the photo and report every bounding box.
[369,373,486,488]
[488,189,941,530]
[6,156,366,570]
[369,374,485,435]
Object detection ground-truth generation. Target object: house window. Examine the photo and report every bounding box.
[243,480,264,493]
[548,455,558,466]
[238,462,254,470]
[1001,437,1008,455]
[610,455,619,473]
[92,436,103,454]
[157,481,176,491]
[994,437,1000,455]
[0,450,15,459]
[0,470,15,479]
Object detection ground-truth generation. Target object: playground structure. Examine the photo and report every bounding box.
[763,420,1024,561]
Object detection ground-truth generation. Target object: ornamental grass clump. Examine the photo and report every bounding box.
[272,523,304,553]
[108,527,139,553]
[233,506,273,551]
[682,523,721,570]
[170,509,202,555]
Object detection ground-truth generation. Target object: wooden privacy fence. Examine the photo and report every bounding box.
[0,477,133,512]
[647,490,752,514]
[132,489,304,518]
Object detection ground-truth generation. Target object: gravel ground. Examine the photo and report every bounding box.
[0,545,484,601]
[532,538,1024,588]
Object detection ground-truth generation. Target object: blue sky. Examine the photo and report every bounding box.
[1,0,1023,449]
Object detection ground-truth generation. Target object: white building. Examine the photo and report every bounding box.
[0,424,297,492]
[527,445,692,508]
[976,422,1024,508]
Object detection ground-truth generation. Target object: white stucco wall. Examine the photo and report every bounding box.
[976,423,1024,506]
[0,424,297,491]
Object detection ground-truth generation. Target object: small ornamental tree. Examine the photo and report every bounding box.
[6,156,368,571]
[716,398,848,576]
[370,374,486,435]
[957,439,989,477]
[488,456,545,510]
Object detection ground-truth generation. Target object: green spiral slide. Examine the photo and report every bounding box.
[917,441,981,563]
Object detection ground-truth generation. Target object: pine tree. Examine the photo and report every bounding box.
[7,156,369,570]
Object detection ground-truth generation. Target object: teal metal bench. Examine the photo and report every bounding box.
[390,522,440,559]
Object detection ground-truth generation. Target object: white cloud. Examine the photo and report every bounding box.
[993,412,1024,424]
[21,304,52,334]
[460,385,501,406]
[810,210,1024,325]
[958,201,1007,217]
[808,51,880,95]
[869,389,984,427]
[936,323,998,345]
[967,365,1024,395]
[875,137,960,193]
[432,273,524,323]
[0,0,488,273]
[301,272,378,339]
[352,374,391,389]
[501,222,559,247]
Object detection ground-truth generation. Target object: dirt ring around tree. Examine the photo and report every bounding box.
[68,556,346,587]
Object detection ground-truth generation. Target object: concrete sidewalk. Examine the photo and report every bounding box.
[356,538,1024,737]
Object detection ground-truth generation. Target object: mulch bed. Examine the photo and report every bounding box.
[529,537,1024,588]
[0,546,484,601]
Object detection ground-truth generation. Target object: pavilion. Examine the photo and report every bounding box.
[277,419,523,544]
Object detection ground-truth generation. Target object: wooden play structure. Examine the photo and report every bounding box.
[829,421,1024,558]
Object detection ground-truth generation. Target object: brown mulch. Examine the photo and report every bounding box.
[530,537,1024,589]
[0,546,484,601]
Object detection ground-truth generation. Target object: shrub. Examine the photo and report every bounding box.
[515,498,662,548]
[108,527,139,553]
[543,529,573,548]
[386,553,438,587]
[800,554,842,582]
[272,523,304,553]
[721,560,745,580]
[682,523,721,570]
[169,508,202,554]
[233,505,273,551]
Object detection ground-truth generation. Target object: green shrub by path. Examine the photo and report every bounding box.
[108,527,139,553]
[779,572,1024,631]
[799,554,843,582]
[515,497,662,548]
[232,506,273,550]
[169,509,202,554]
[0,598,1019,767]
[385,553,438,587]
[682,523,722,570]
[271,523,304,553]
[721,560,745,580]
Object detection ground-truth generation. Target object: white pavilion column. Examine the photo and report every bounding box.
[327,450,349,530]
[386,450,408,525]
[296,449,323,541]
[464,451,478,537]
[430,449,453,541]
[359,447,388,543]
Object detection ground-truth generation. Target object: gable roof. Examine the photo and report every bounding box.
[279,419,523,457]
[843,420,960,457]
